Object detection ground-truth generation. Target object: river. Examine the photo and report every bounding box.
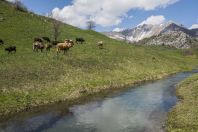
[0,71,196,132]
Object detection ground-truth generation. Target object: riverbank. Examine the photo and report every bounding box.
[1,71,192,132]
[167,73,198,131]
[0,68,195,120]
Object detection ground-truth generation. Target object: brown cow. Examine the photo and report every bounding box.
[56,39,74,54]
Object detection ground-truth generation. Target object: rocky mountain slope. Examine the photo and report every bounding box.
[103,21,198,49]
[140,31,198,49]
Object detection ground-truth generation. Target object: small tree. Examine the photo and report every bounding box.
[52,20,61,41]
[86,20,96,30]
[13,0,27,12]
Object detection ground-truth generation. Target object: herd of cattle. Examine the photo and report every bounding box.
[0,37,104,54]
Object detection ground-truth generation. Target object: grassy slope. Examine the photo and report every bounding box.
[167,74,198,132]
[0,1,197,116]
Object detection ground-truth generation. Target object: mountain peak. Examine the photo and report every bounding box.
[166,20,175,25]
[163,21,187,29]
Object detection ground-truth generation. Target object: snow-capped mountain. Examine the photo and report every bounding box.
[104,21,198,42]
[103,21,198,49]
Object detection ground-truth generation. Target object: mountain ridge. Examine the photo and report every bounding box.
[103,21,198,49]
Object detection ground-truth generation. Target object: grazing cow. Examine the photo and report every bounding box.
[34,37,43,43]
[42,37,51,42]
[97,41,103,49]
[5,46,16,53]
[33,42,45,52]
[45,43,53,51]
[56,39,74,54]
[76,37,85,44]
[0,39,4,45]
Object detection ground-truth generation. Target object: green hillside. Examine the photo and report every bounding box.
[0,1,197,117]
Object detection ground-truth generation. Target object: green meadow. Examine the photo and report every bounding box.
[0,1,197,116]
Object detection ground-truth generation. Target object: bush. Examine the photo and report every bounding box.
[13,0,28,12]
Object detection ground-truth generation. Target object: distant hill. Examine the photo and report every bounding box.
[103,21,198,49]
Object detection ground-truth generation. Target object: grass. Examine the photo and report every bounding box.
[0,1,198,117]
[167,74,198,132]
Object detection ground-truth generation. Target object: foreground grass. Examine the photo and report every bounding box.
[167,74,198,132]
[0,1,198,117]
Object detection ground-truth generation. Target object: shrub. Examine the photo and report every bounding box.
[13,0,28,12]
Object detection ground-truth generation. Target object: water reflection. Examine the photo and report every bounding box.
[0,72,194,132]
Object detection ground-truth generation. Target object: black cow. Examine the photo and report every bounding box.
[76,37,85,44]
[5,46,16,53]
[0,39,4,45]
[42,37,51,42]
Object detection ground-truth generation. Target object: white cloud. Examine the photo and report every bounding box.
[6,0,21,2]
[113,28,125,32]
[139,15,166,25]
[189,24,198,29]
[51,0,179,28]
[6,0,16,2]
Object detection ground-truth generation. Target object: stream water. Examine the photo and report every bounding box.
[0,71,196,132]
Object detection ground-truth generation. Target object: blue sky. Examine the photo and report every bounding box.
[20,0,198,31]
[21,0,71,15]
